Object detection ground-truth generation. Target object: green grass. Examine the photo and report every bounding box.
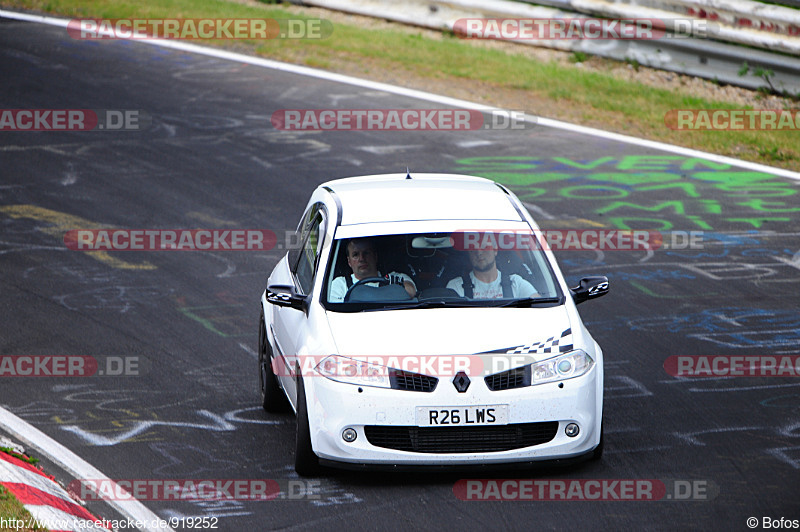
[0,485,48,531]
[0,449,48,531]
[3,0,799,170]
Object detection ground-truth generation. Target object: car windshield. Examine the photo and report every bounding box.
[322,231,563,311]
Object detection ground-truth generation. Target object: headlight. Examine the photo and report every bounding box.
[531,349,594,385]
[315,355,391,388]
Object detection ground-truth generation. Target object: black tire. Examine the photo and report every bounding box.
[294,375,321,477]
[591,424,604,461]
[259,313,288,413]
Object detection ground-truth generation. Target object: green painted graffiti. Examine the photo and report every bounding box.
[454,156,798,230]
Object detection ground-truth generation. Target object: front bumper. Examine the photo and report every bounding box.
[304,365,602,466]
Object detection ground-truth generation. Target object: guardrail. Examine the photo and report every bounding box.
[297,0,800,94]
[519,0,800,54]
[625,0,800,38]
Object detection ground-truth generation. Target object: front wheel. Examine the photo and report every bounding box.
[294,375,321,477]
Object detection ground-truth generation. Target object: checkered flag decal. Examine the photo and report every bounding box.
[506,328,573,355]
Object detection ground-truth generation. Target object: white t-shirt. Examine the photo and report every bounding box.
[329,272,416,303]
[446,271,536,299]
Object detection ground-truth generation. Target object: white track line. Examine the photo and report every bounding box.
[0,406,175,532]
[2,8,799,182]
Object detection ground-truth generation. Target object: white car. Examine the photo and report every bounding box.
[259,173,608,475]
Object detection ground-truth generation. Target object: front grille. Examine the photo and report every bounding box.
[485,366,531,391]
[390,369,438,392]
[364,422,558,453]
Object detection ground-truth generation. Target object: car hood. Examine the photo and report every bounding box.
[325,306,573,358]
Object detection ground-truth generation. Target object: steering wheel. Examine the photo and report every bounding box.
[343,276,390,302]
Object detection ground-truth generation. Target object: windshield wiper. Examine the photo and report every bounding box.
[496,296,562,308]
[357,297,562,311]
[372,299,477,311]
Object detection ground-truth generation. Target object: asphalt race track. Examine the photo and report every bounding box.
[1,14,799,531]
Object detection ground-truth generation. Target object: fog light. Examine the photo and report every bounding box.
[342,428,357,442]
[565,423,580,437]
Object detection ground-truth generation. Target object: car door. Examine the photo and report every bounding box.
[272,203,327,406]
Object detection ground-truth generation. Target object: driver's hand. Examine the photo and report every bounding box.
[387,273,405,285]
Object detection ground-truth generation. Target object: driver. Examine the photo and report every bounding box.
[329,238,416,302]
[446,242,536,299]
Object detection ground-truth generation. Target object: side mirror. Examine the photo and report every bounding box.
[570,276,609,305]
[266,284,308,311]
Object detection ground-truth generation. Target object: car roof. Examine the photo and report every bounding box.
[319,173,524,226]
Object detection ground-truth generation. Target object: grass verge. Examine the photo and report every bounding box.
[2,0,799,171]
[1,484,47,531]
[0,447,48,532]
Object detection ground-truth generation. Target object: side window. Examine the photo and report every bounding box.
[288,204,318,269]
[293,206,326,295]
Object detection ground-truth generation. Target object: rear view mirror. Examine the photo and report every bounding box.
[570,276,609,305]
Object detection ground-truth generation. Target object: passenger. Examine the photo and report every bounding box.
[446,243,536,299]
[329,238,416,302]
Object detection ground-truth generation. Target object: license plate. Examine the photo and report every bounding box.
[416,405,508,427]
